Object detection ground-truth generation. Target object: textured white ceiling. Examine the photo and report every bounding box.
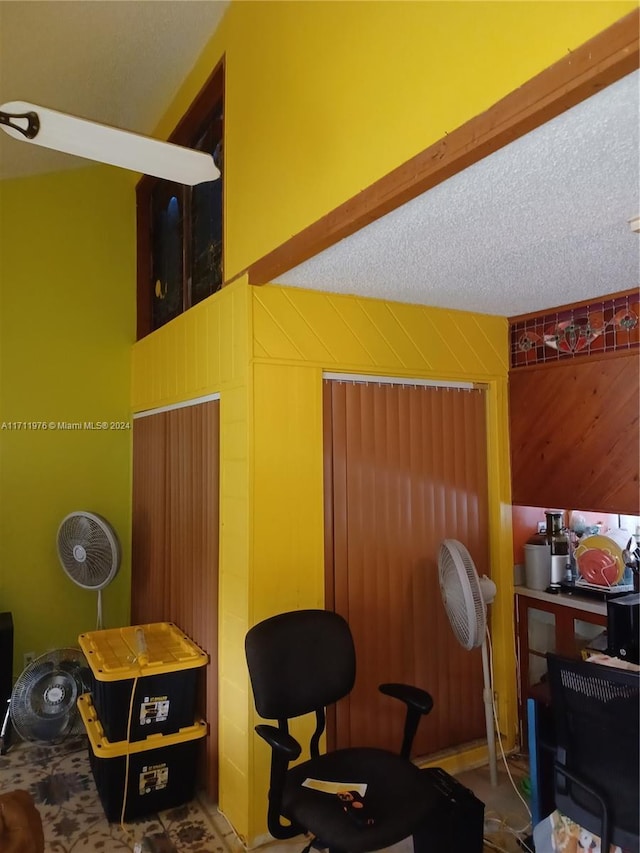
[0,0,229,179]
[275,71,640,317]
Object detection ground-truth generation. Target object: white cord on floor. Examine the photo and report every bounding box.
[484,840,515,853]
[485,815,535,853]
[485,627,533,840]
[119,675,140,847]
[484,838,534,853]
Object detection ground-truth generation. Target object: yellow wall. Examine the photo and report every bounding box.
[158,0,635,279]
[129,1,636,844]
[0,2,633,842]
[131,281,512,842]
[0,167,135,677]
[132,279,252,828]
[248,286,513,842]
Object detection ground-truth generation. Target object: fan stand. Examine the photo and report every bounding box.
[481,636,498,787]
[96,589,104,630]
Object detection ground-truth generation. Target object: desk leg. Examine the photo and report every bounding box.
[527,698,540,827]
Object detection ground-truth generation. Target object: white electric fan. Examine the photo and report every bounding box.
[0,101,220,185]
[57,511,121,629]
[438,538,498,786]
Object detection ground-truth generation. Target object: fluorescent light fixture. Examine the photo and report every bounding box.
[0,101,219,186]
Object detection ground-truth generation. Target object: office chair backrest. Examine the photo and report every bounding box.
[245,609,356,720]
[547,655,639,769]
[546,653,640,842]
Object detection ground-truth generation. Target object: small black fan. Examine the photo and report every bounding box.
[0,649,90,752]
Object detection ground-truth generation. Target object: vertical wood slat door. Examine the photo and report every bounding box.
[324,379,489,758]
[132,400,220,800]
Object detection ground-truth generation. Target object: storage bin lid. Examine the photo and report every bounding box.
[78,622,208,681]
[77,693,207,757]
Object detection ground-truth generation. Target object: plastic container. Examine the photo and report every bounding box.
[78,622,208,743]
[524,543,551,590]
[78,693,207,822]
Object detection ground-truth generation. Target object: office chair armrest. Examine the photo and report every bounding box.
[379,683,434,714]
[379,683,434,759]
[255,725,303,841]
[255,724,302,761]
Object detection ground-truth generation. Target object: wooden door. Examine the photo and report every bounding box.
[324,379,490,758]
[131,399,220,799]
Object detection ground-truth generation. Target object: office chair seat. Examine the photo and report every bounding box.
[284,747,438,853]
[246,609,440,853]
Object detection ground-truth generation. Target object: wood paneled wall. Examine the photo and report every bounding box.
[324,379,490,758]
[509,354,639,513]
[131,400,220,799]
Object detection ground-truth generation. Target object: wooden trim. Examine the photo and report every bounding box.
[170,57,225,147]
[509,287,640,323]
[509,346,639,374]
[246,10,639,286]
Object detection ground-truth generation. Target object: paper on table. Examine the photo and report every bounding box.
[302,779,367,796]
[545,809,623,853]
[587,653,640,671]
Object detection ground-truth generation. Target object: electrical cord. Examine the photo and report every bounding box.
[484,838,534,853]
[484,815,535,853]
[119,673,139,844]
[485,627,533,841]
[484,840,516,853]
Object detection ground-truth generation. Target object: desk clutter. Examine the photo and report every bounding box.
[534,809,625,853]
[529,654,639,853]
[77,622,209,822]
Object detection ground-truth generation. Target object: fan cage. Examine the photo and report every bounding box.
[438,539,486,650]
[57,511,121,590]
[11,649,89,743]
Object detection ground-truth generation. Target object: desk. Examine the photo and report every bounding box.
[527,691,554,826]
[515,588,607,746]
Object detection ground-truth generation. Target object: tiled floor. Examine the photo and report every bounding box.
[3,731,533,852]
[457,755,533,853]
[213,754,534,853]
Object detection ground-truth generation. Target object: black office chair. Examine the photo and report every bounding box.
[546,653,640,853]
[245,609,439,853]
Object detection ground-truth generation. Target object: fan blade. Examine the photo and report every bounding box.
[0,101,220,186]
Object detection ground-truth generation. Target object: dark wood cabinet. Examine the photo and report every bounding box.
[514,589,607,744]
[509,353,639,514]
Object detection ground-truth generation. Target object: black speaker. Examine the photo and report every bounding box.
[0,612,14,705]
[607,593,639,664]
[413,767,485,853]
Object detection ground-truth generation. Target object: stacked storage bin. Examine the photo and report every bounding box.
[77,622,208,822]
